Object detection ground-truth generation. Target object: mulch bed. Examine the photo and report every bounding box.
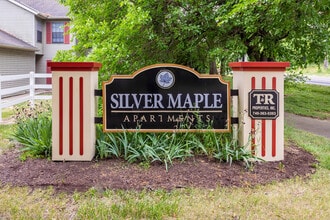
[0,144,318,193]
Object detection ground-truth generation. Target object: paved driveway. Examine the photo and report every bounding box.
[285,112,330,139]
[307,75,330,86]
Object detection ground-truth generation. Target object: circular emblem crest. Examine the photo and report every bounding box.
[156,69,175,89]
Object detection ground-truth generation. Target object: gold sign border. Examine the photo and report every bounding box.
[102,63,231,133]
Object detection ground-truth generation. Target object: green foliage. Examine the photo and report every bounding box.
[96,124,256,171]
[284,70,309,88]
[11,102,52,159]
[56,0,153,80]
[57,0,330,76]
[218,0,330,65]
[213,134,261,169]
[97,130,192,171]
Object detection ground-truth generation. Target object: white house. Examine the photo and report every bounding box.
[0,0,74,89]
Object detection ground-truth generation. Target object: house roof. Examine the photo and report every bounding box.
[10,0,69,19]
[0,29,37,51]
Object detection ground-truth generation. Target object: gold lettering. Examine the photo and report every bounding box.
[123,115,130,122]
[140,115,147,122]
[206,114,212,122]
[167,115,176,122]
[133,115,139,122]
[186,114,195,123]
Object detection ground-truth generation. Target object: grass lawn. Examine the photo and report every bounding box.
[0,124,15,153]
[302,64,330,76]
[285,83,330,119]
[285,64,330,119]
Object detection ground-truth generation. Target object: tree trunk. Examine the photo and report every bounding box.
[324,58,328,69]
[220,59,226,76]
[209,60,218,74]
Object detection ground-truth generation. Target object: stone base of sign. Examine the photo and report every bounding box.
[230,62,290,161]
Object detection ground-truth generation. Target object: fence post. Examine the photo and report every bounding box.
[29,71,35,107]
[48,62,101,161]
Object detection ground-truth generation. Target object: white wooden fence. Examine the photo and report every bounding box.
[0,72,52,122]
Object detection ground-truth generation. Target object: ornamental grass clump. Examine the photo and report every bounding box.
[96,127,195,171]
[12,102,52,159]
[96,120,259,171]
[213,133,260,169]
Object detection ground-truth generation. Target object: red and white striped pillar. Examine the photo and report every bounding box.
[48,62,101,161]
[230,62,290,161]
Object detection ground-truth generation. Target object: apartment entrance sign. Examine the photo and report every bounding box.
[102,64,231,132]
[49,62,290,162]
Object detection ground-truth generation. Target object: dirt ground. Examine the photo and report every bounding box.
[0,143,318,193]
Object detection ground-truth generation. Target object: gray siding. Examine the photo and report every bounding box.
[0,48,35,91]
[0,0,75,83]
[0,0,36,46]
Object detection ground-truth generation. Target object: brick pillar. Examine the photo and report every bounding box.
[49,62,101,161]
[230,62,290,161]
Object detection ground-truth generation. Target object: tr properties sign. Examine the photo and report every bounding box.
[103,64,230,132]
[249,90,279,120]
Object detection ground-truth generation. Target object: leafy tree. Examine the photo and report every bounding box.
[56,0,330,77]
[56,0,152,81]
[218,0,330,67]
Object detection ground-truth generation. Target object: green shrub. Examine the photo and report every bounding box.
[96,125,257,170]
[284,69,309,88]
[11,102,52,159]
[96,130,194,170]
[213,133,261,169]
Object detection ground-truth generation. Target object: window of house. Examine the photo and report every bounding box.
[46,21,70,44]
[37,20,43,43]
[37,31,42,43]
[52,22,64,43]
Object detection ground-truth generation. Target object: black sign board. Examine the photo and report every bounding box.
[103,64,230,132]
[249,90,279,120]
